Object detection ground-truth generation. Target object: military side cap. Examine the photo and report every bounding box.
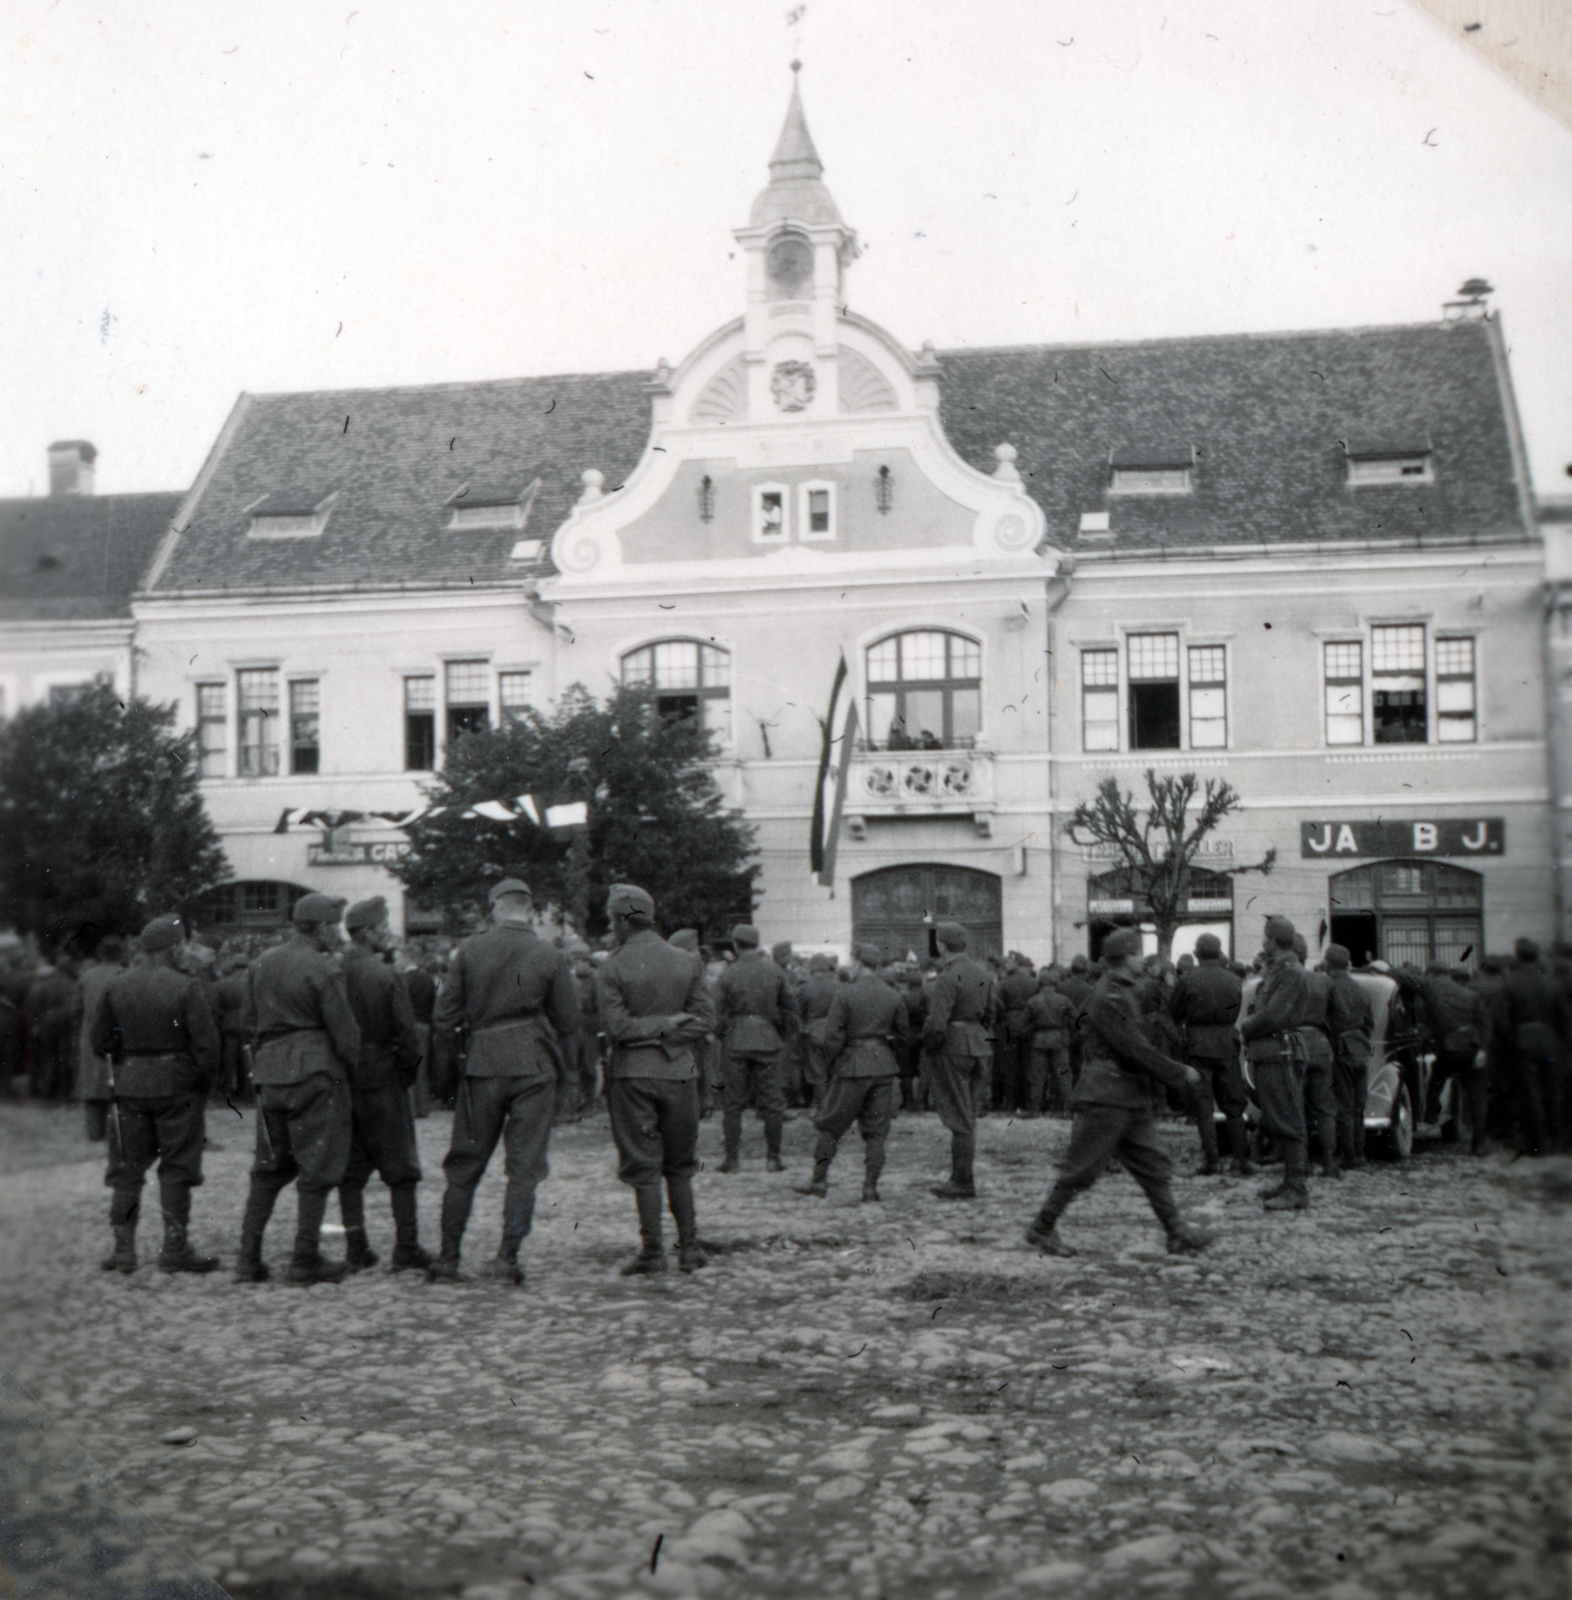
[489,877,533,905]
[1103,928,1143,962]
[853,942,883,968]
[1291,933,1309,961]
[731,924,760,947]
[808,952,836,972]
[1194,933,1223,959]
[1264,914,1297,944]
[293,893,346,926]
[771,940,794,962]
[139,914,185,953]
[668,928,700,952]
[936,921,968,950]
[344,896,389,932]
[606,883,654,917]
[1325,944,1352,968]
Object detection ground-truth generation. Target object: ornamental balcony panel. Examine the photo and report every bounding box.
[848,749,995,815]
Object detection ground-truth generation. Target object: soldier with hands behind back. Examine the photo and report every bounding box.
[596,885,716,1274]
[91,915,222,1275]
[714,924,800,1172]
[1167,932,1248,1175]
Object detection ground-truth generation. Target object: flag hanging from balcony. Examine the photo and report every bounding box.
[272,794,584,833]
[809,652,848,878]
[816,700,859,894]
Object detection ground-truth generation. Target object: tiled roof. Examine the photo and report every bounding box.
[148,371,651,592]
[0,492,182,620]
[936,318,1530,549]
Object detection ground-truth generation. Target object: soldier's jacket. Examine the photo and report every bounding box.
[1327,971,1374,1063]
[91,958,221,1097]
[1166,960,1242,1060]
[403,966,437,1026]
[76,958,120,1101]
[245,935,361,1085]
[1057,974,1095,1017]
[433,924,579,1079]
[1075,968,1193,1111]
[340,945,422,1090]
[821,972,908,1077]
[923,951,993,1056]
[1024,986,1073,1042]
[1238,952,1310,1063]
[597,928,716,1081]
[572,968,602,1036]
[996,968,1039,1035]
[1298,969,1335,1065]
[1395,969,1487,1054]
[714,949,800,1055]
[214,971,251,1038]
[800,971,840,1045]
[1492,964,1570,1057]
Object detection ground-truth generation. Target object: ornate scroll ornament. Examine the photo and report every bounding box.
[771,360,817,413]
[992,513,1031,552]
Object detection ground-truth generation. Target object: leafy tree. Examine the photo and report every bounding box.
[1063,770,1277,960]
[390,684,759,940]
[0,682,231,948]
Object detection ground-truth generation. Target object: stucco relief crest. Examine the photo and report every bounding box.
[770,360,816,412]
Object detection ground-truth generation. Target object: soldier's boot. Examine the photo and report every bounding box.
[1263,1143,1310,1210]
[388,1183,432,1272]
[932,1132,977,1200]
[284,1189,350,1285]
[1226,1117,1256,1175]
[763,1111,785,1172]
[426,1187,472,1282]
[339,1186,379,1272]
[718,1111,742,1173]
[1024,1188,1076,1256]
[233,1185,276,1283]
[157,1186,219,1273]
[1195,1107,1221,1175]
[620,1186,667,1276]
[795,1133,836,1197]
[668,1178,705,1273]
[1153,1197,1214,1256]
[861,1138,886,1203]
[1317,1118,1341,1179]
[101,1223,138,1274]
[481,1197,532,1285]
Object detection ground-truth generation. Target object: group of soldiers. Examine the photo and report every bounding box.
[82,878,1572,1281]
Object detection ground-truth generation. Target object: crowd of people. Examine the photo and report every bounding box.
[4,889,1569,1282]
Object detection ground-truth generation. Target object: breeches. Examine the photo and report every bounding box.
[1253,1058,1308,1150]
[106,1093,205,1195]
[927,1052,985,1136]
[251,1075,352,1196]
[814,1075,896,1144]
[722,1050,785,1117]
[1188,1053,1248,1121]
[442,1074,555,1197]
[609,1077,700,1188]
[343,1083,422,1190]
[1050,1103,1178,1223]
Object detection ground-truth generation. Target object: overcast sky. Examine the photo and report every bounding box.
[4,0,1570,499]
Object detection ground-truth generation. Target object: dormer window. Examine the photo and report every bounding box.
[1345,441,1433,486]
[446,479,541,530]
[245,490,336,538]
[1108,448,1193,496]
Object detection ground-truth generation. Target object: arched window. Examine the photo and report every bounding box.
[621,640,732,742]
[865,630,981,751]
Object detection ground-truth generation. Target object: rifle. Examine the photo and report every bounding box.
[104,1051,125,1163]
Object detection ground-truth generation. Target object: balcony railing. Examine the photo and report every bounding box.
[846,749,995,836]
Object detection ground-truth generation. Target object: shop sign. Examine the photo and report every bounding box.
[1081,838,1233,864]
[1299,819,1504,859]
[307,841,412,867]
[1185,897,1234,913]
[1088,898,1135,915]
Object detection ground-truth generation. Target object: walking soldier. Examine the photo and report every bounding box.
[1239,915,1313,1211]
[428,879,579,1284]
[924,922,993,1200]
[90,915,222,1274]
[714,924,800,1172]
[1166,932,1248,1174]
[596,885,716,1274]
[794,944,907,1201]
[1324,945,1373,1167]
[235,894,360,1284]
[337,897,430,1272]
[1024,928,1211,1258]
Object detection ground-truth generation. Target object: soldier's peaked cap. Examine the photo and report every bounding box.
[606,883,654,917]
[344,896,389,932]
[488,878,533,905]
[731,924,761,947]
[1264,914,1297,944]
[1194,933,1223,958]
[293,893,346,926]
[936,921,968,950]
[139,914,185,952]
[1102,928,1143,962]
[1325,944,1352,968]
[853,942,883,968]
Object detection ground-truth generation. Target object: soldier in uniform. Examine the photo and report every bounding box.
[597,885,716,1273]
[1023,969,1074,1118]
[429,879,579,1283]
[235,894,360,1284]
[794,943,907,1201]
[669,930,719,1116]
[1238,915,1313,1210]
[1023,928,1210,1258]
[1166,932,1247,1174]
[995,953,1040,1116]
[1492,937,1569,1156]
[798,953,840,1113]
[1293,934,1340,1178]
[77,934,127,1141]
[213,953,253,1102]
[1324,945,1373,1167]
[924,922,993,1200]
[714,924,800,1172]
[90,915,221,1274]
[337,897,429,1272]
[1058,954,1095,1086]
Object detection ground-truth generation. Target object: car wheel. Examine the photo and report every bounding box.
[1385,1084,1414,1161]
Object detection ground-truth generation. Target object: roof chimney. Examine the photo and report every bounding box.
[47,440,97,496]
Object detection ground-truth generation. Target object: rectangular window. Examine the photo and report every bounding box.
[1081,648,1119,752]
[237,669,280,777]
[1127,632,1180,750]
[498,671,533,723]
[1110,466,1191,494]
[1187,645,1227,749]
[753,486,787,543]
[446,660,490,740]
[799,482,836,539]
[1324,641,1364,746]
[289,679,320,774]
[405,675,436,770]
[1372,624,1427,743]
[1347,455,1432,486]
[197,683,227,778]
[1435,636,1477,743]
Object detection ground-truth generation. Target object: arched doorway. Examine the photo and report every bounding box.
[185,880,310,938]
[852,864,1002,964]
[1329,861,1483,969]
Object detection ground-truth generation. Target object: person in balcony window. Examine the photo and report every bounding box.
[887,726,916,752]
[917,729,944,751]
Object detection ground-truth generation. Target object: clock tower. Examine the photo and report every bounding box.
[732,64,860,420]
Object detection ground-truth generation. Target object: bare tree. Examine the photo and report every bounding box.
[1063,770,1277,960]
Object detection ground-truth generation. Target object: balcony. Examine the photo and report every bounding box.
[845,749,996,837]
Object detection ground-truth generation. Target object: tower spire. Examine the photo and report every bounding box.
[768,61,823,182]
[750,62,843,228]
